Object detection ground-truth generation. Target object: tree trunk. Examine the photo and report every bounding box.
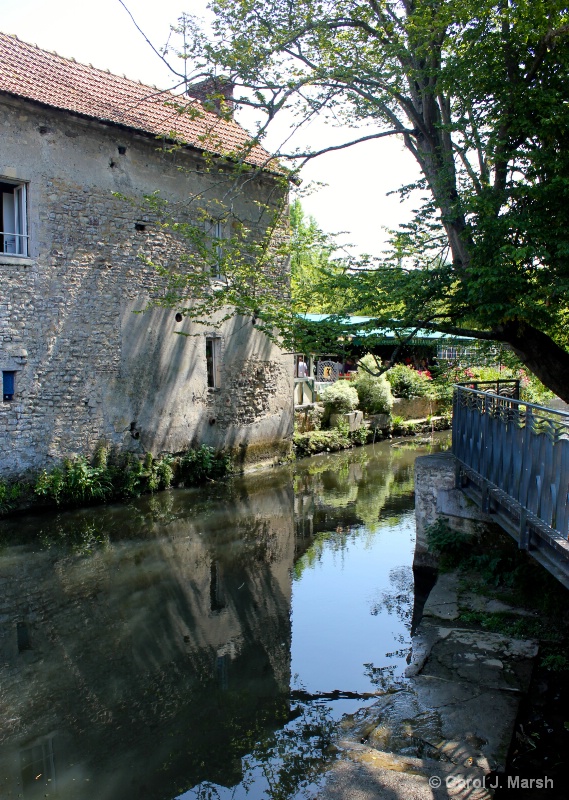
[497,322,569,404]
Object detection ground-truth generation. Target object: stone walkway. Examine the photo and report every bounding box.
[314,573,539,799]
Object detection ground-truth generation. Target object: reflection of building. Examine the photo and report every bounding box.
[0,479,296,799]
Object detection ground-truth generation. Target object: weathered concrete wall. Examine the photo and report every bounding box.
[414,452,493,567]
[0,96,293,478]
[393,396,440,419]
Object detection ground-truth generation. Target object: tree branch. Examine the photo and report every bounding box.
[524,24,569,84]
[118,0,187,81]
[283,128,413,161]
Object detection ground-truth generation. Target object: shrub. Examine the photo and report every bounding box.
[142,453,174,493]
[35,457,113,506]
[117,454,146,497]
[293,428,351,456]
[320,380,359,414]
[350,424,370,445]
[31,444,231,509]
[386,364,433,399]
[426,518,470,555]
[430,378,454,411]
[178,445,230,484]
[294,404,324,433]
[354,355,393,414]
[0,481,22,513]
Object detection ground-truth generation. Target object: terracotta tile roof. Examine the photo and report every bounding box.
[0,31,275,170]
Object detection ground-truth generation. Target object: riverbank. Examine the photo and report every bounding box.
[0,444,231,517]
[313,568,541,799]
[293,413,451,458]
[313,514,569,799]
[0,412,451,518]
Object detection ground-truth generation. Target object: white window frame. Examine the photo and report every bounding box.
[206,218,226,281]
[206,336,222,389]
[1,179,28,257]
[437,344,459,361]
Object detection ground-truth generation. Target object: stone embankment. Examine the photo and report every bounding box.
[314,452,540,799]
[315,573,538,799]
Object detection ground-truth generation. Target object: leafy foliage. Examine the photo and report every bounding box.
[0,481,22,513]
[32,446,231,509]
[293,424,370,456]
[180,0,569,400]
[386,364,433,400]
[179,445,231,483]
[290,199,343,314]
[354,354,394,414]
[320,380,359,413]
[35,457,113,506]
[425,518,472,567]
[293,427,351,456]
[457,610,545,640]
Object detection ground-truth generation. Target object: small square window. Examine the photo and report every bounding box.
[1,180,28,256]
[206,337,221,388]
[3,370,15,402]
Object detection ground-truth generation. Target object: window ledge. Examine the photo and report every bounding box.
[0,255,33,266]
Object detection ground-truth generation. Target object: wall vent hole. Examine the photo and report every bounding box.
[135,223,146,232]
[175,313,183,322]
[118,145,127,155]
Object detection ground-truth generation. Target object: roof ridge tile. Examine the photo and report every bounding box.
[0,30,277,171]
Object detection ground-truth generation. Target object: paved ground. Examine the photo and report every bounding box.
[313,573,538,799]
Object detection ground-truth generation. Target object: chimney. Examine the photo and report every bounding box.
[187,77,234,117]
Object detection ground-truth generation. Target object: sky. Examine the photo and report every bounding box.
[1,0,421,256]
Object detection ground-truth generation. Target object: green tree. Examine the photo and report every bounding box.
[290,198,341,313]
[191,0,569,400]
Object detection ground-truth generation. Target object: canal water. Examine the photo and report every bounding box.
[0,436,448,800]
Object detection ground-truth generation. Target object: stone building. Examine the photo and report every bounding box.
[0,32,293,479]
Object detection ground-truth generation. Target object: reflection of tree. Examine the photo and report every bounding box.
[369,566,414,628]
[249,702,336,800]
[184,702,335,800]
[293,445,421,552]
[363,663,398,691]
[292,450,418,580]
[364,566,414,687]
[354,472,396,531]
[187,783,222,800]
[293,526,360,580]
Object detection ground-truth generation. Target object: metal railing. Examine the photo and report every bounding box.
[2,231,29,257]
[452,385,569,586]
[457,379,520,399]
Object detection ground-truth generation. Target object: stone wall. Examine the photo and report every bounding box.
[392,396,440,419]
[414,452,494,568]
[0,96,293,478]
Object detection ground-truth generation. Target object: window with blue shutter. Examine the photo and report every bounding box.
[3,370,15,401]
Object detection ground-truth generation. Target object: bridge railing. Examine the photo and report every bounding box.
[452,385,569,553]
[457,378,520,399]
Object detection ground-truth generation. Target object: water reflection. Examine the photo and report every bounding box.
[0,435,448,800]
